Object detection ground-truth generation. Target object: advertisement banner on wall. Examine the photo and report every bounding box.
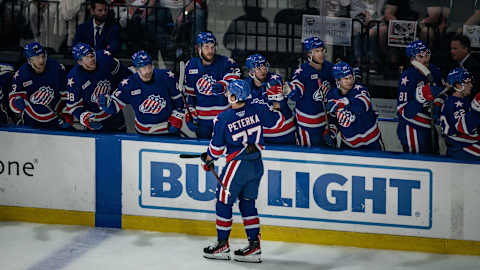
[122,140,480,241]
[0,131,96,212]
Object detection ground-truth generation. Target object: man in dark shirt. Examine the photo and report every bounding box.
[450,34,480,96]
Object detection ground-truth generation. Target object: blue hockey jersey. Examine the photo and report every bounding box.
[326,83,381,148]
[65,50,130,122]
[207,98,286,162]
[245,73,296,144]
[397,64,443,130]
[440,95,480,159]
[9,59,67,127]
[110,68,184,135]
[184,55,240,137]
[288,61,335,131]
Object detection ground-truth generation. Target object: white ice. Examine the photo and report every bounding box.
[1,221,479,270]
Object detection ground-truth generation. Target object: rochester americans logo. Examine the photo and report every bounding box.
[196,74,216,95]
[91,80,111,103]
[30,86,54,105]
[139,94,166,114]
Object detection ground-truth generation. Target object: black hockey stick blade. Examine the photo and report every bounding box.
[179,153,202,159]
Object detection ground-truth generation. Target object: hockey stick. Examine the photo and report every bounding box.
[178,61,199,137]
[318,79,337,148]
[178,153,230,196]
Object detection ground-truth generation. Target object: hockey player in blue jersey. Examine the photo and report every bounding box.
[326,62,382,150]
[9,42,70,130]
[440,68,480,160]
[201,79,288,263]
[397,40,444,154]
[244,53,296,145]
[98,51,185,135]
[66,42,131,132]
[0,63,15,125]
[283,36,335,147]
[184,32,241,139]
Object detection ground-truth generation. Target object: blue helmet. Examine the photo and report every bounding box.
[196,32,216,46]
[447,67,472,86]
[303,37,324,52]
[245,53,269,70]
[72,42,94,61]
[227,79,251,102]
[332,61,354,80]
[24,42,46,59]
[406,40,430,58]
[132,50,152,68]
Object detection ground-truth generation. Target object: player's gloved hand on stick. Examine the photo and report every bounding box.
[200,152,214,172]
[266,79,284,102]
[168,110,184,134]
[13,98,26,111]
[98,94,117,114]
[322,124,337,148]
[415,82,443,104]
[326,97,349,115]
[80,111,103,130]
[185,106,198,132]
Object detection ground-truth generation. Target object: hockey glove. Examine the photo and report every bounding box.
[432,97,444,125]
[322,124,338,148]
[200,152,214,172]
[98,94,116,115]
[185,106,199,132]
[80,111,103,130]
[212,81,226,95]
[168,110,184,134]
[318,80,331,97]
[472,92,480,113]
[415,82,443,104]
[326,97,349,115]
[13,97,26,111]
[266,79,284,102]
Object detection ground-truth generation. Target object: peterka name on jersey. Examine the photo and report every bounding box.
[139,94,166,114]
[227,114,260,133]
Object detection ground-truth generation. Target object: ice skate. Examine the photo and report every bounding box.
[233,239,261,263]
[203,239,230,260]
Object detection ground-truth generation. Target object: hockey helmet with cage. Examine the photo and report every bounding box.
[447,67,472,92]
[196,32,216,46]
[245,54,269,70]
[132,50,152,68]
[406,40,431,59]
[332,61,354,80]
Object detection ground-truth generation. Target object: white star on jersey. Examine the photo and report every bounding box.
[120,79,129,86]
[167,71,175,78]
[67,78,75,87]
[104,50,111,56]
[354,84,362,90]
[270,74,280,80]
[295,68,303,74]
[455,100,463,108]
[401,76,409,86]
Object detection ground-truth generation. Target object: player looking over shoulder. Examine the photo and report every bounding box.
[0,63,15,125]
[440,67,480,160]
[244,53,296,145]
[9,42,70,130]
[184,31,241,139]
[201,79,287,263]
[283,36,335,147]
[98,50,185,136]
[326,61,382,150]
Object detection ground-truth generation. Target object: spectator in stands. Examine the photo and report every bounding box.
[73,0,121,55]
[368,0,418,74]
[175,0,207,57]
[0,63,15,125]
[450,34,480,96]
[414,1,450,47]
[446,0,480,34]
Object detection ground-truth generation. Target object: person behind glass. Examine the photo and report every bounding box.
[396,40,444,154]
[65,43,131,132]
[201,79,288,263]
[325,61,382,150]
[244,53,296,145]
[73,0,121,55]
[98,50,185,136]
[450,34,480,96]
[8,42,71,130]
[440,68,480,161]
[184,32,241,139]
[0,63,15,125]
[283,36,335,147]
